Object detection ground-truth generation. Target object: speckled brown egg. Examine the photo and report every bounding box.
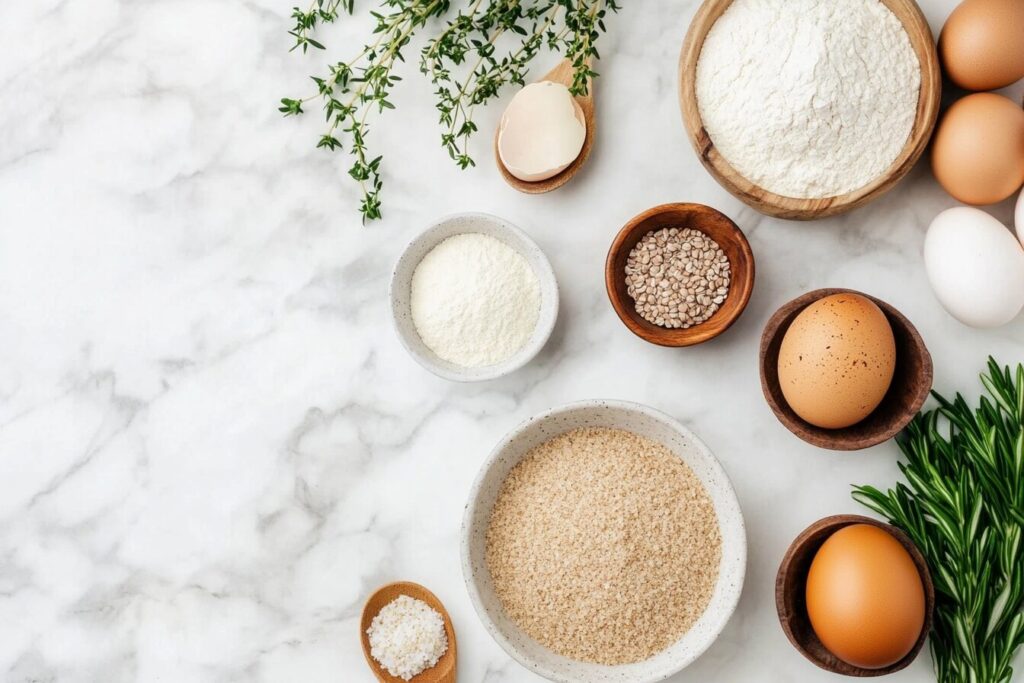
[777,294,896,429]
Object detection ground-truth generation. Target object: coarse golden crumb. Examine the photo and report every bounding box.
[485,427,722,665]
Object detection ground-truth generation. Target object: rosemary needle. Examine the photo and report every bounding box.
[854,358,1024,683]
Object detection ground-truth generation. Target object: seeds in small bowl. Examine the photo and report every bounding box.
[625,227,731,329]
[604,203,755,348]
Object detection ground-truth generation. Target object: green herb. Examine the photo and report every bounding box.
[281,0,620,222]
[281,0,449,222]
[421,0,617,171]
[853,358,1024,683]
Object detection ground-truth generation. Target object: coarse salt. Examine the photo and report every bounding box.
[366,595,448,680]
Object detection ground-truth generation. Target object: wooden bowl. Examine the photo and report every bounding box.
[776,515,935,676]
[605,203,755,347]
[759,288,932,451]
[360,581,457,683]
[678,0,941,220]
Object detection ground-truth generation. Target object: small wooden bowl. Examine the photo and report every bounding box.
[759,289,932,451]
[678,0,941,220]
[776,515,935,676]
[360,581,457,683]
[605,203,755,347]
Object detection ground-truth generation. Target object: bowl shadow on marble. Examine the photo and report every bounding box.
[461,400,747,683]
[389,212,559,382]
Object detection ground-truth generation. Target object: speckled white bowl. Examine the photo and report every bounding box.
[461,400,746,683]
[389,212,559,382]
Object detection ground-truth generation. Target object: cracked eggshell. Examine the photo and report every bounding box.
[497,82,586,183]
[924,207,1024,328]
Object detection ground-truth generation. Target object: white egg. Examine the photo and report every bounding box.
[924,207,1024,328]
[1017,187,1024,245]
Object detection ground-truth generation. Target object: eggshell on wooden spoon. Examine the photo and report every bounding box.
[497,82,586,183]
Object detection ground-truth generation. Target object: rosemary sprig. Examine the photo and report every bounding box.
[853,358,1024,683]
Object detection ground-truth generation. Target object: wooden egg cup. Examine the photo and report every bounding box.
[759,288,933,451]
[776,515,935,677]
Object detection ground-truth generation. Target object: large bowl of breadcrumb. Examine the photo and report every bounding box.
[461,399,746,683]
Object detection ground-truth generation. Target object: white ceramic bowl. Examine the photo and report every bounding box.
[461,400,746,683]
[389,213,559,382]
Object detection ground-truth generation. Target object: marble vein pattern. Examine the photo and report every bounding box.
[0,0,1022,681]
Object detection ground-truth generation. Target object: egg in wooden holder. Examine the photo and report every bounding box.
[776,515,935,677]
[759,289,932,451]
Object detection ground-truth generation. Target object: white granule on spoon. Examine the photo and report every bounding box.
[411,232,541,368]
[695,0,920,199]
[367,595,448,680]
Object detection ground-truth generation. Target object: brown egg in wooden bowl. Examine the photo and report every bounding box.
[605,203,755,347]
[759,288,933,451]
[776,515,935,677]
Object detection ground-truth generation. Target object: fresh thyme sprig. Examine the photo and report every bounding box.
[288,0,355,53]
[281,0,621,221]
[281,0,449,221]
[853,358,1024,683]
[421,0,618,170]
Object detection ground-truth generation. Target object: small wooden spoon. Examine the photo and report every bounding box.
[360,581,457,683]
[494,58,596,194]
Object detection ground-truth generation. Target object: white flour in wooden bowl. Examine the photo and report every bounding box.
[695,0,920,199]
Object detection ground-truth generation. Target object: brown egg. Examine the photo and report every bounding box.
[777,294,896,429]
[806,524,925,669]
[931,93,1024,206]
[939,0,1024,91]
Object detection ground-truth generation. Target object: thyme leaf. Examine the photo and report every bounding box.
[281,0,621,222]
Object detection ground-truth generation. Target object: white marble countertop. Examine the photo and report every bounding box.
[2,0,1023,681]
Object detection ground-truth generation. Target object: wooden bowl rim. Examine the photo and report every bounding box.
[759,288,933,451]
[775,514,935,676]
[360,581,457,683]
[678,0,942,220]
[604,202,755,347]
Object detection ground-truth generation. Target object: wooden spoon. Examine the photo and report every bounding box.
[494,58,596,194]
[360,581,457,683]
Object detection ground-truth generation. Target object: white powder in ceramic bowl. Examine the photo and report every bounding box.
[410,233,541,368]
